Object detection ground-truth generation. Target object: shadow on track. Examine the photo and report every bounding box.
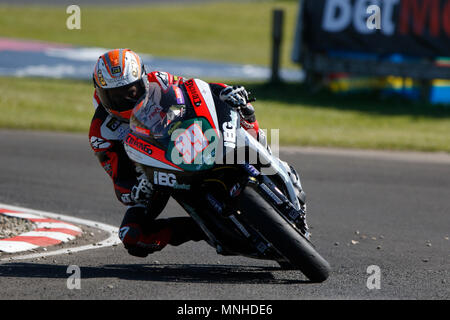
[0,262,311,284]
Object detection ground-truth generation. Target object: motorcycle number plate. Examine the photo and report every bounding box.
[166,117,218,172]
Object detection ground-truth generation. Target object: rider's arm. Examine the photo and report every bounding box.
[147,71,185,89]
[89,106,139,205]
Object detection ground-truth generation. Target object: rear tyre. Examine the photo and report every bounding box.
[240,187,331,282]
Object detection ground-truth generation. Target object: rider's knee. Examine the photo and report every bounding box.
[119,216,172,258]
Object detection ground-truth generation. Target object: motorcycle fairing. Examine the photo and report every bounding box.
[124,132,184,172]
[127,78,232,173]
[184,79,220,137]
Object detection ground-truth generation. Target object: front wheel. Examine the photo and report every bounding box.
[239,187,331,282]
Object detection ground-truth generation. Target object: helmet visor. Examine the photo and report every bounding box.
[96,79,146,113]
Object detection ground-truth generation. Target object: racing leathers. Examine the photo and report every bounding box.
[89,71,261,257]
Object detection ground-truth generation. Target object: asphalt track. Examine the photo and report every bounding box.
[0,130,448,300]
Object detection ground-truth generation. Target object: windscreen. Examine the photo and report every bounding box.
[130,82,187,140]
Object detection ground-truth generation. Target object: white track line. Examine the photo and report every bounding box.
[0,212,42,219]
[0,241,38,253]
[33,222,82,232]
[19,231,76,242]
[0,203,121,262]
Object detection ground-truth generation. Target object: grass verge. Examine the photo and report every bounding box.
[0,77,94,132]
[0,1,299,69]
[1,76,449,153]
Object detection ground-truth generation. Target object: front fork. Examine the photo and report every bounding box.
[241,163,310,239]
[209,163,310,256]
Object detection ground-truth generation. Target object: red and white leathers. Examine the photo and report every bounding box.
[89,70,261,257]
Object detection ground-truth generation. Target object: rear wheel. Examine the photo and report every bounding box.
[240,187,330,282]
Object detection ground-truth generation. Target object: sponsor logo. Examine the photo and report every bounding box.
[153,171,177,187]
[174,86,185,105]
[230,183,242,198]
[118,226,130,241]
[172,183,190,190]
[106,117,121,131]
[223,121,236,148]
[259,183,283,205]
[90,136,111,149]
[97,69,107,86]
[322,0,448,37]
[135,126,150,136]
[184,79,203,107]
[117,125,131,141]
[111,66,122,74]
[153,171,191,189]
[103,116,130,140]
[125,134,153,156]
[131,60,139,78]
[120,194,133,204]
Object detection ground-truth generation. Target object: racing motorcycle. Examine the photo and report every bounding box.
[124,79,331,282]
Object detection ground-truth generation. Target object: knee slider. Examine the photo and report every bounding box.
[118,223,142,248]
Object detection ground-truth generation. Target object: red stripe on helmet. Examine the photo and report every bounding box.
[108,49,121,67]
[101,55,113,77]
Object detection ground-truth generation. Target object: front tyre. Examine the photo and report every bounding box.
[240,187,331,282]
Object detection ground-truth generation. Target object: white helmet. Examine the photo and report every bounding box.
[93,48,147,121]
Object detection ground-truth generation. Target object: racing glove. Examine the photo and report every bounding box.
[219,85,257,124]
[131,172,153,205]
[219,85,249,108]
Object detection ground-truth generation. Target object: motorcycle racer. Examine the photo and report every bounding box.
[89,48,266,258]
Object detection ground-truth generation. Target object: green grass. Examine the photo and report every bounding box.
[0,1,299,69]
[0,77,94,132]
[2,76,449,152]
